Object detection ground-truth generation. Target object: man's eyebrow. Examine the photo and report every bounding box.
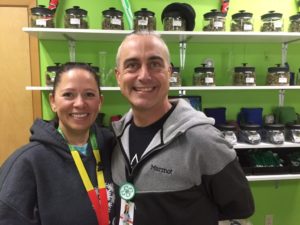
[123,58,139,65]
[148,56,164,61]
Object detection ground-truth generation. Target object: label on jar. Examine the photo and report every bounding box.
[205,77,214,84]
[70,18,81,25]
[214,21,223,28]
[278,77,287,84]
[274,21,282,28]
[172,19,182,27]
[243,24,253,31]
[138,18,148,26]
[246,77,255,84]
[111,18,121,25]
[169,77,177,83]
[36,19,47,27]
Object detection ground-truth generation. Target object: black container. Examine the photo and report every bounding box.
[231,10,253,32]
[30,5,55,28]
[261,11,283,32]
[203,9,226,31]
[263,124,285,144]
[233,63,256,86]
[239,124,262,144]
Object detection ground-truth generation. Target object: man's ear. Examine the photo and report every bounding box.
[49,93,56,112]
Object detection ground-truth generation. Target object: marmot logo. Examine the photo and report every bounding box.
[151,164,173,175]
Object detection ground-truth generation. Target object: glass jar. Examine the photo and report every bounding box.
[30,5,55,28]
[285,123,300,143]
[193,64,215,86]
[46,63,61,86]
[169,67,181,87]
[134,8,156,31]
[239,124,262,145]
[289,12,300,32]
[203,9,226,31]
[217,124,237,145]
[266,64,290,86]
[264,124,285,144]
[231,10,253,32]
[163,11,186,31]
[261,11,283,32]
[233,63,256,86]
[102,7,124,30]
[65,6,88,29]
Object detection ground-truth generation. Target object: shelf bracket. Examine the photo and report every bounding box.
[279,89,285,106]
[178,89,186,96]
[281,42,288,65]
[68,40,76,62]
[179,41,187,70]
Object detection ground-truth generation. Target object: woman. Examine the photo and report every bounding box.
[0,62,116,225]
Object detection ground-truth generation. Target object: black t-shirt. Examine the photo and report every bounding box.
[129,104,176,168]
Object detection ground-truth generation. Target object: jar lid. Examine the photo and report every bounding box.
[31,5,54,15]
[134,8,155,17]
[194,65,214,73]
[232,10,253,20]
[290,12,300,21]
[204,9,226,19]
[264,124,285,130]
[47,63,61,72]
[268,64,289,73]
[102,7,123,17]
[172,67,180,73]
[161,3,196,31]
[66,6,88,16]
[234,63,255,72]
[240,124,261,130]
[217,124,236,131]
[286,123,300,129]
[261,11,282,20]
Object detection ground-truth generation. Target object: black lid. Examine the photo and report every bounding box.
[65,6,88,16]
[234,63,255,72]
[204,9,226,19]
[268,64,289,73]
[264,123,285,130]
[102,7,123,17]
[290,12,300,21]
[240,123,261,130]
[194,64,214,73]
[261,11,282,20]
[163,11,183,18]
[47,63,61,72]
[172,67,180,73]
[161,3,196,31]
[232,10,253,20]
[31,5,54,15]
[217,124,236,131]
[134,8,155,17]
[285,123,300,129]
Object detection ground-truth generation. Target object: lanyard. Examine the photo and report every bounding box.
[67,132,109,225]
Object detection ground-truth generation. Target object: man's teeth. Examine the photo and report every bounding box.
[135,87,153,91]
[72,113,88,118]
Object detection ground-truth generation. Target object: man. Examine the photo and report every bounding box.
[111,31,254,225]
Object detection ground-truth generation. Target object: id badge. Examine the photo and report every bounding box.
[119,199,135,225]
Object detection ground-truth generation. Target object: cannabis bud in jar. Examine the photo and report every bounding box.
[203,9,226,31]
[289,12,300,32]
[231,10,253,32]
[30,5,55,28]
[65,6,88,29]
[102,7,124,30]
[261,10,283,32]
[133,8,156,31]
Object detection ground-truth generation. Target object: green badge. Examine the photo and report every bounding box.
[119,183,136,201]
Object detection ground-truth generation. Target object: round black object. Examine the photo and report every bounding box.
[161,2,196,31]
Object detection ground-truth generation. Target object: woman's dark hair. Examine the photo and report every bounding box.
[52,62,101,95]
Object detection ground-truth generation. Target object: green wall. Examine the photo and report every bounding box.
[36,0,300,224]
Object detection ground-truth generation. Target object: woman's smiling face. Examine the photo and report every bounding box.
[50,68,102,136]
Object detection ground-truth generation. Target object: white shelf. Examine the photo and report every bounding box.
[26,85,300,91]
[234,142,300,149]
[22,27,300,44]
[247,174,300,181]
